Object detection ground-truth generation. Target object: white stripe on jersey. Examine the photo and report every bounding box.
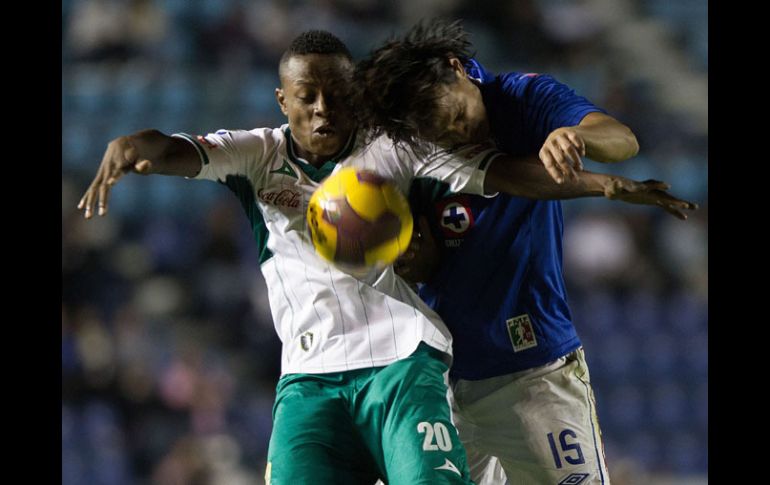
[175,126,501,375]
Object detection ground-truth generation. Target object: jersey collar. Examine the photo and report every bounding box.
[283,127,357,182]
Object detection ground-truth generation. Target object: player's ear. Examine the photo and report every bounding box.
[448,57,467,79]
[275,88,288,115]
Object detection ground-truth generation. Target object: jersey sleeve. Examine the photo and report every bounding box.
[402,141,503,196]
[171,128,274,185]
[465,58,496,83]
[502,73,606,138]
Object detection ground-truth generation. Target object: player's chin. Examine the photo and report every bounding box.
[311,133,346,154]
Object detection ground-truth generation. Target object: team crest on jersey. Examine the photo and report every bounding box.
[506,314,538,352]
[436,196,475,242]
[300,332,314,351]
[558,473,589,485]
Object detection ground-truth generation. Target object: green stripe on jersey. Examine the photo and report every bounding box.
[223,175,273,264]
[409,177,454,207]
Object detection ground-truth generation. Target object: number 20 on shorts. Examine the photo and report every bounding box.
[417,422,453,451]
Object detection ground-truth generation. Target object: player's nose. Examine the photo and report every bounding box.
[313,94,330,116]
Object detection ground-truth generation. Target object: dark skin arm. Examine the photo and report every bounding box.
[77,129,201,218]
[485,154,697,220]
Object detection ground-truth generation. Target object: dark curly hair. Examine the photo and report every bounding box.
[279,30,353,77]
[353,19,474,149]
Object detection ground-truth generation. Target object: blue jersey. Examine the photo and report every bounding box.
[410,59,604,381]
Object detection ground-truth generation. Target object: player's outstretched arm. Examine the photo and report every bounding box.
[485,155,698,220]
[77,130,200,219]
[602,178,698,220]
[540,112,639,183]
[577,112,639,163]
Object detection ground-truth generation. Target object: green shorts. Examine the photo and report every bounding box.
[266,343,474,485]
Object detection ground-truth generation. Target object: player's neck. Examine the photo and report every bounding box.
[290,130,356,168]
[298,149,334,168]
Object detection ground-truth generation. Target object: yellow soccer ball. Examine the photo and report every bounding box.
[307,167,413,270]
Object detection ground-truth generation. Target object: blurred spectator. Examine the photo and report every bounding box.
[563,212,638,288]
[66,0,131,62]
[66,0,168,63]
[124,0,169,60]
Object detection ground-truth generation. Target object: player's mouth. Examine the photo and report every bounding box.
[314,125,336,137]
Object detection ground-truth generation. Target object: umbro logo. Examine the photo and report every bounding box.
[434,458,461,476]
[558,472,590,485]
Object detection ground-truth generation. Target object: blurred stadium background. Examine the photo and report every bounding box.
[61,0,707,484]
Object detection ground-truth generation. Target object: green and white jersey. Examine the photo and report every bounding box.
[173,125,501,375]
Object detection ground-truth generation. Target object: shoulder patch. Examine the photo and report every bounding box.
[197,135,218,149]
[506,314,538,352]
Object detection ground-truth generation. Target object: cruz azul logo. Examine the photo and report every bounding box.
[257,188,302,208]
[436,195,474,246]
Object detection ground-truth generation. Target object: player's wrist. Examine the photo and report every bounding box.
[573,171,608,197]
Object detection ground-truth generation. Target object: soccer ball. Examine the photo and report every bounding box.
[307,167,413,270]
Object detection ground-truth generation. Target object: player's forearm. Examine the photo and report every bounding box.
[125,129,201,177]
[577,113,639,163]
[485,155,614,199]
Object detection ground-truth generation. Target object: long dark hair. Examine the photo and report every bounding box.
[354,19,475,149]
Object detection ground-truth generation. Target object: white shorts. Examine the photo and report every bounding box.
[448,348,610,485]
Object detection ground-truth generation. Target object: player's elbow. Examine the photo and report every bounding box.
[616,124,640,160]
[626,131,640,158]
[602,127,639,163]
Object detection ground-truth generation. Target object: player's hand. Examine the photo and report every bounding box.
[539,127,586,184]
[77,136,153,219]
[394,216,440,284]
[604,178,699,220]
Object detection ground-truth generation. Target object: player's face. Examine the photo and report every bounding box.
[276,54,355,164]
[421,59,490,147]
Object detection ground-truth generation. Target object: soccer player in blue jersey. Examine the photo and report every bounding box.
[354,19,691,484]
